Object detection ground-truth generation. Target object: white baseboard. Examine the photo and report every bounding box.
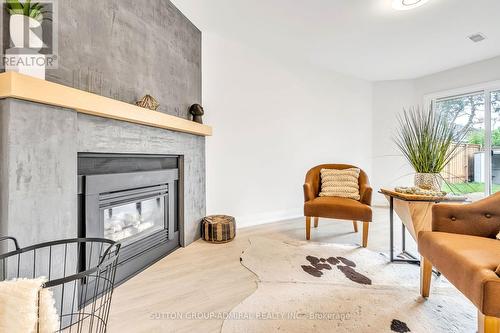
[236,209,303,229]
[232,203,389,229]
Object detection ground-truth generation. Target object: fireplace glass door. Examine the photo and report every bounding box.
[99,185,168,244]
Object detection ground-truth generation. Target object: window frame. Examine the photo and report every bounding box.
[424,81,500,196]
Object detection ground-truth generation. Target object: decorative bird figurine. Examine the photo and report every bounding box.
[136,95,160,111]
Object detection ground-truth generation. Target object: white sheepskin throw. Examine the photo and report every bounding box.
[0,277,59,333]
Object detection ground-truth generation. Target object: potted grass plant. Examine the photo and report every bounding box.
[393,106,471,191]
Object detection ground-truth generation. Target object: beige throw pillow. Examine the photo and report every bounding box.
[319,168,360,200]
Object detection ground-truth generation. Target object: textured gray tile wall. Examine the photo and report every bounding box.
[77,113,206,246]
[0,99,78,246]
[2,0,201,119]
[0,0,204,247]
[0,99,206,247]
[0,100,10,241]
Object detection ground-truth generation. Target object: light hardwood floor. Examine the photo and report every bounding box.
[107,207,411,333]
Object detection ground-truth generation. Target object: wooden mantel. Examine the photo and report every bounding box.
[0,72,212,136]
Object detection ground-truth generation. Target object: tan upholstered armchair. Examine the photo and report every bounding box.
[419,193,500,333]
[303,164,372,247]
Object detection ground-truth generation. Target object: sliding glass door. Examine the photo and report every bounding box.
[433,86,500,198]
[491,90,500,193]
[435,92,485,196]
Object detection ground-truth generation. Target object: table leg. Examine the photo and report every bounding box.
[390,196,394,262]
[381,192,446,270]
[388,196,419,264]
[402,223,406,252]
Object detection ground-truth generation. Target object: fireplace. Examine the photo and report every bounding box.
[78,153,182,284]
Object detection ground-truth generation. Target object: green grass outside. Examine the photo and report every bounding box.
[442,182,500,194]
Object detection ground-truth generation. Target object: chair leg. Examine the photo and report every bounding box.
[478,311,500,333]
[314,217,319,228]
[362,222,369,248]
[305,217,311,240]
[420,256,432,298]
[352,221,358,233]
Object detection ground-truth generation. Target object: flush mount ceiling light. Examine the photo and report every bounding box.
[392,0,431,10]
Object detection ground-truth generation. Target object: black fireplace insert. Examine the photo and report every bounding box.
[78,153,182,284]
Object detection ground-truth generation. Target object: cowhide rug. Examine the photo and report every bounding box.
[221,237,475,333]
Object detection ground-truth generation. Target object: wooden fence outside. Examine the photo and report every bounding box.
[441,143,481,184]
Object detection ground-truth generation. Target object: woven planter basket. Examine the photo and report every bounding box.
[202,215,236,243]
[414,173,442,191]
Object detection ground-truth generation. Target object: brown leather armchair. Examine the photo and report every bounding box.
[419,192,500,333]
[303,164,372,247]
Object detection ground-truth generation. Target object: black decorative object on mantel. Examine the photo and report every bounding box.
[189,104,204,124]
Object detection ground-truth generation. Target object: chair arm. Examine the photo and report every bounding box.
[303,183,315,202]
[360,185,372,206]
[432,196,500,238]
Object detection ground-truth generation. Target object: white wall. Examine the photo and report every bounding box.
[202,32,373,227]
[201,29,500,220]
[372,80,417,205]
[413,56,500,97]
[372,56,500,205]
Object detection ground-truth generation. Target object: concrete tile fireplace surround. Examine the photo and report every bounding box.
[0,73,210,282]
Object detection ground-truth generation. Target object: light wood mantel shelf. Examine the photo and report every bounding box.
[0,72,212,136]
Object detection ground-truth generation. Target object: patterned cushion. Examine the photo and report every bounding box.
[319,168,360,200]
